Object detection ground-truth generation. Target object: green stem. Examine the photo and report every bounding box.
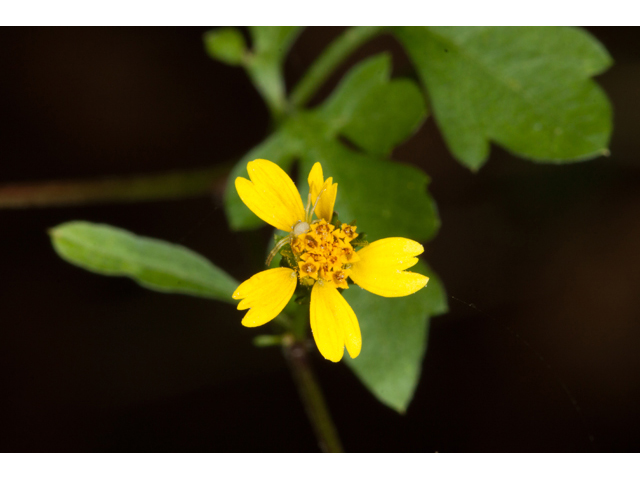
[284,339,344,453]
[0,164,231,209]
[289,26,385,108]
[246,60,288,122]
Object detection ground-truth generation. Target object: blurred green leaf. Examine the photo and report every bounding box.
[50,221,238,303]
[320,54,427,155]
[319,54,390,121]
[343,261,447,412]
[248,26,302,58]
[203,27,247,66]
[339,80,426,155]
[394,26,613,170]
[246,26,303,116]
[421,261,448,317]
[225,54,437,243]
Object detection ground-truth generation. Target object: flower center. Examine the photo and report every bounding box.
[294,220,359,289]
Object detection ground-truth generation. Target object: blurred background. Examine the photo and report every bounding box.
[0,27,638,452]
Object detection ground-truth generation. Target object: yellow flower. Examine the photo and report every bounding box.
[232,159,429,362]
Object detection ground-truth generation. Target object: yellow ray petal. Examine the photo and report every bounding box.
[310,281,361,362]
[342,295,362,359]
[350,238,429,298]
[317,179,337,223]
[307,162,337,222]
[232,267,297,327]
[308,162,324,196]
[235,159,305,232]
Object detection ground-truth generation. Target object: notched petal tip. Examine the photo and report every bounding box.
[323,349,344,363]
[310,282,361,362]
[232,267,297,328]
[412,272,429,293]
[235,159,305,232]
[308,162,324,188]
[349,237,429,298]
[345,326,362,359]
[396,239,424,256]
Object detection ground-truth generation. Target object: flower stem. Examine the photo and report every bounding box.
[284,339,344,453]
[289,26,385,109]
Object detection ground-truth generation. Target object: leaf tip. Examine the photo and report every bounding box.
[203,27,248,67]
[47,225,63,239]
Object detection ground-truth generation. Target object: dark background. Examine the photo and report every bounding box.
[1,27,639,452]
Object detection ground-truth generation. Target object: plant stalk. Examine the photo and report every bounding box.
[0,164,231,209]
[289,26,385,109]
[284,339,344,453]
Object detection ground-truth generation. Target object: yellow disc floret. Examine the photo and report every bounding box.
[335,223,358,241]
[291,219,360,289]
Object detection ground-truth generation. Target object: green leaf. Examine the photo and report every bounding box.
[320,53,391,122]
[421,261,448,317]
[339,80,427,155]
[203,27,247,66]
[320,54,427,155]
[394,26,613,170]
[343,261,447,412]
[248,26,303,58]
[245,26,303,116]
[50,221,239,303]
